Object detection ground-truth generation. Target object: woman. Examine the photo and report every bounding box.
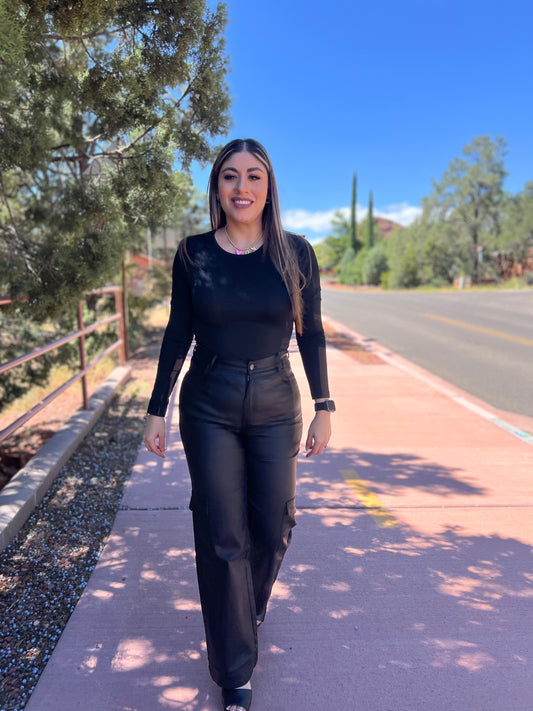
[143,138,334,711]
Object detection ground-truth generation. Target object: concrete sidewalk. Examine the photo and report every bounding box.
[25,322,533,711]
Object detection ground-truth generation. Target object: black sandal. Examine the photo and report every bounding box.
[222,686,252,711]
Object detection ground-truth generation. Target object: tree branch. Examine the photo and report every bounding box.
[106,82,193,157]
[42,25,133,42]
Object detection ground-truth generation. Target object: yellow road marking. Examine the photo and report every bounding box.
[422,313,533,347]
[340,469,398,528]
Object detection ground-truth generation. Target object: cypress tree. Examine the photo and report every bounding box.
[350,172,358,251]
[367,190,375,248]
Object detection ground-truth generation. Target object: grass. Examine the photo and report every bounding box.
[323,275,533,294]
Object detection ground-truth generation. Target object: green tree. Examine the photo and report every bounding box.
[386,216,470,288]
[424,135,508,281]
[362,242,388,285]
[386,235,421,289]
[338,247,369,285]
[497,182,533,264]
[365,190,375,248]
[0,0,231,320]
[314,210,349,271]
[350,172,358,251]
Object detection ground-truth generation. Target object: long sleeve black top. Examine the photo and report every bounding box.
[147,230,330,417]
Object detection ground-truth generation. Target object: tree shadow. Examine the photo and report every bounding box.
[297,446,487,508]
[25,440,531,711]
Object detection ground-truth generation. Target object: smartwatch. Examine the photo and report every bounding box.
[315,399,336,413]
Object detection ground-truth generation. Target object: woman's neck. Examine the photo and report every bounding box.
[224,218,262,243]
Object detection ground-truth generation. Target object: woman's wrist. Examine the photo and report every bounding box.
[313,398,336,413]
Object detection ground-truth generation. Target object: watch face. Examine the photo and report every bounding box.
[327,400,336,412]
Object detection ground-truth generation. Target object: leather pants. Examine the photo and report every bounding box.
[179,345,303,688]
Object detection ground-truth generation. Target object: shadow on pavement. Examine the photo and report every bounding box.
[27,442,532,711]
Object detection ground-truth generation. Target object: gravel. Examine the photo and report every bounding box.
[0,367,150,710]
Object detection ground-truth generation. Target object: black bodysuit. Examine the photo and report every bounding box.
[147,230,329,416]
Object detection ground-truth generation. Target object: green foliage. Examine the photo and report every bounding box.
[0,314,57,406]
[338,246,369,285]
[386,241,421,289]
[386,217,472,289]
[314,211,350,271]
[424,135,507,280]
[365,190,375,248]
[350,173,358,251]
[0,0,231,321]
[126,261,173,350]
[0,292,118,408]
[362,242,388,285]
[317,135,531,289]
[497,181,533,261]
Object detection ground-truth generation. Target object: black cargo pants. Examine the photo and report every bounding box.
[179,345,302,688]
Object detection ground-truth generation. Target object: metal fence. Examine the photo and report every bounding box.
[0,287,126,444]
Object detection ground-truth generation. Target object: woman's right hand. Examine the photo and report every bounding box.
[143,414,166,458]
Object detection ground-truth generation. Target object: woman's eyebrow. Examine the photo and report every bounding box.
[221,165,266,173]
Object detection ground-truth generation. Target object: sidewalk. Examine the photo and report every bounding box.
[25,321,533,711]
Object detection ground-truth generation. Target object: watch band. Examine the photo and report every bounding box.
[315,399,336,412]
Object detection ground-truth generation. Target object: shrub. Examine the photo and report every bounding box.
[362,243,388,285]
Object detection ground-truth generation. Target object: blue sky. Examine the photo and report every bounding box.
[193,0,533,243]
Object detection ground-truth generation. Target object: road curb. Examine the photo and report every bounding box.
[0,365,132,552]
[323,315,533,447]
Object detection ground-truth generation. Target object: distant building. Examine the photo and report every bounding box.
[128,254,166,296]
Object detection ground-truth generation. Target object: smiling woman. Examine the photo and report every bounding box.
[217,153,269,242]
[143,138,334,711]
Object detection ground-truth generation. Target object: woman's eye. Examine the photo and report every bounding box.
[249,174,261,181]
[223,174,236,180]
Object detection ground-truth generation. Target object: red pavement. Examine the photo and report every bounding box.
[25,319,533,711]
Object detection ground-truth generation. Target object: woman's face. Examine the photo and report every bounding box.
[217,151,269,229]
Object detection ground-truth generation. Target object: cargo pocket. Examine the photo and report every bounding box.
[282,497,297,549]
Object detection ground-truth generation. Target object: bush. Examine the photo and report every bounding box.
[0,294,118,410]
[362,243,389,285]
[338,247,370,285]
[387,244,422,289]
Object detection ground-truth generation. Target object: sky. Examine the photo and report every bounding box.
[192,0,533,243]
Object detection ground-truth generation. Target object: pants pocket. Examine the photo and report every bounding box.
[282,497,297,548]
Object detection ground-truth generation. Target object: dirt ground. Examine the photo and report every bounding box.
[0,337,161,491]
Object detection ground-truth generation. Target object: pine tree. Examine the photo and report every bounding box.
[0,0,231,320]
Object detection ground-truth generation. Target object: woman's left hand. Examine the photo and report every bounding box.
[305,412,331,457]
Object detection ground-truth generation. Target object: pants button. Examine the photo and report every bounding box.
[249,363,255,371]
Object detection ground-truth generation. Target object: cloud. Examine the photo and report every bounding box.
[282,202,422,241]
[281,207,349,233]
[376,202,423,226]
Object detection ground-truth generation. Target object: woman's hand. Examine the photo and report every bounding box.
[305,411,331,457]
[143,414,166,458]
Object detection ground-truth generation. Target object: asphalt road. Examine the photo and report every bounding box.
[322,288,533,417]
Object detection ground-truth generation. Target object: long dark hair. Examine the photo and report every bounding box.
[207,138,306,334]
